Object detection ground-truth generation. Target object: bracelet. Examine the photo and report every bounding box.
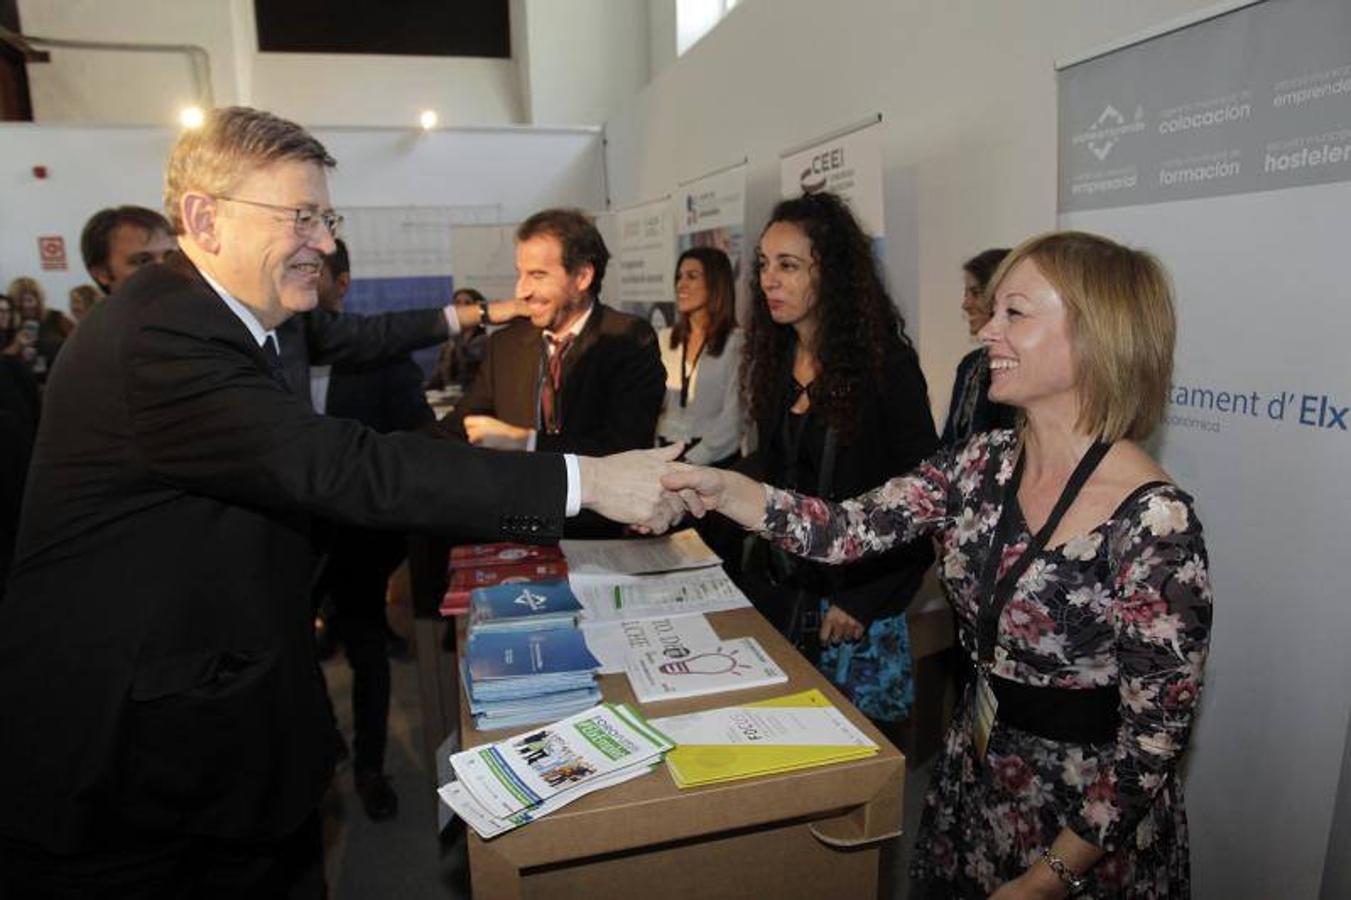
[1040,849,1087,894]
[478,300,491,324]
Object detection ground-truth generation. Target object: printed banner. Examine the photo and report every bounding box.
[1057,2,1351,897]
[340,206,499,375]
[779,117,885,239]
[676,161,747,291]
[612,198,676,328]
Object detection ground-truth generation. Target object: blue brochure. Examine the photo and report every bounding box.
[467,628,601,684]
[469,579,584,631]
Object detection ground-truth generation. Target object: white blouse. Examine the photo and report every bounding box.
[655,327,745,465]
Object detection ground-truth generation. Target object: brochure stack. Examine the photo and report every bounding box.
[463,579,601,730]
[440,542,567,616]
[440,703,672,839]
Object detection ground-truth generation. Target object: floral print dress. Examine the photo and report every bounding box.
[761,430,1213,898]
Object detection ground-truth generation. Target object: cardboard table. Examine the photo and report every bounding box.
[459,607,906,899]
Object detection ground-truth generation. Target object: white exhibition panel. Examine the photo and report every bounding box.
[1058,1,1351,895]
[1064,185,1351,899]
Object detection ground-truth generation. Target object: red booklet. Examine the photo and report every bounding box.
[439,559,570,617]
[448,542,565,570]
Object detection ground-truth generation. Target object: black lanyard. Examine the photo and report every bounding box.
[679,339,704,408]
[975,439,1111,665]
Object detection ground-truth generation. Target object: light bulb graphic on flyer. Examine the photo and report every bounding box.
[658,648,749,677]
[625,636,786,702]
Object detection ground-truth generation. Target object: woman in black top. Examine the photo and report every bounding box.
[737,191,937,728]
[941,248,1017,445]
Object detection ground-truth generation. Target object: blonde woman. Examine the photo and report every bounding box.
[666,231,1212,899]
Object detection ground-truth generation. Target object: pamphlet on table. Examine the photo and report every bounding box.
[440,558,570,616]
[439,762,654,839]
[448,703,673,821]
[450,541,565,569]
[559,528,720,576]
[469,579,583,632]
[651,689,879,787]
[571,566,751,624]
[579,613,721,674]
[624,635,787,704]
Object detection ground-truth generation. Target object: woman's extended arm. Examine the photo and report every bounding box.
[664,438,966,566]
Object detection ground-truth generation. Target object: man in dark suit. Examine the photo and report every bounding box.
[308,238,434,822]
[80,205,178,295]
[434,208,665,471]
[0,107,678,897]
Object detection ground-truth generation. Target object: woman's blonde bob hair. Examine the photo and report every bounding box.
[987,230,1175,443]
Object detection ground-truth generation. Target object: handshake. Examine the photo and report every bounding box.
[577,444,764,534]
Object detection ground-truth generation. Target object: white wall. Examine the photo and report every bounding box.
[18,0,243,123]
[603,0,1221,420]
[647,0,678,81]
[517,0,649,126]
[249,54,523,128]
[17,0,526,128]
[0,124,604,308]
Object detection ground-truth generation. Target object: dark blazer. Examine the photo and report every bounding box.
[324,357,433,434]
[276,305,448,408]
[0,358,38,602]
[740,336,938,629]
[941,346,1017,446]
[0,254,566,853]
[434,302,665,456]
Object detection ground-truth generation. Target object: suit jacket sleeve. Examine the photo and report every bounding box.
[127,319,564,542]
[534,318,665,456]
[304,307,448,368]
[384,358,436,433]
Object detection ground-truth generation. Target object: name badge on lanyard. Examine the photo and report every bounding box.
[973,671,999,759]
[970,439,1111,759]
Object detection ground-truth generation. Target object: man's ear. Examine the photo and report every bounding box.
[335,272,351,298]
[180,193,220,254]
[89,264,112,293]
[572,263,594,297]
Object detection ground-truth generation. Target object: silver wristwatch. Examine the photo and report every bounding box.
[1041,849,1087,894]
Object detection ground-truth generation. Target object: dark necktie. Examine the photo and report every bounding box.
[262,334,290,392]
[540,333,574,434]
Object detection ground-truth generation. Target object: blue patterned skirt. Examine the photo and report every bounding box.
[814,599,914,723]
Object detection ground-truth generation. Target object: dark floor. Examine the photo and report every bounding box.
[319,648,933,900]
[320,651,470,898]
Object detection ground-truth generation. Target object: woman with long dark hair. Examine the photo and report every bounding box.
[942,247,1017,445]
[737,191,937,730]
[656,246,744,466]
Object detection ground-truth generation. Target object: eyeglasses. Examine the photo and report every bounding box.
[216,196,343,239]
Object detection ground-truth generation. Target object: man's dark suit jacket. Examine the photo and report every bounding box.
[324,357,434,434]
[428,302,663,546]
[0,254,566,854]
[434,302,665,457]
